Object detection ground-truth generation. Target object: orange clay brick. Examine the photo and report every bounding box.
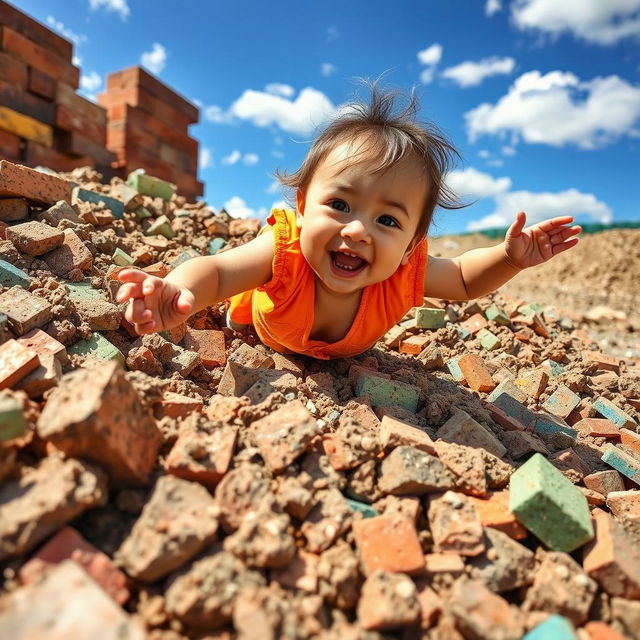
[620,428,640,455]
[457,353,496,392]
[583,351,621,373]
[0,339,39,390]
[424,552,465,577]
[154,391,203,420]
[513,327,534,342]
[379,415,436,454]
[182,328,226,368]
[353,514,425,576]
[566,399,595,426]
[142,261,169,277]
[270,550,319,593]
[399,334,430,355]
[584,621,624,640]
[16,327,67,366]
[459,313,488,335]
[467,491,527,540]
[575,418,620,439]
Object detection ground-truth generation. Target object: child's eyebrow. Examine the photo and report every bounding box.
[329,183,410,220]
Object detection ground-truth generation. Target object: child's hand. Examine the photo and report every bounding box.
[116,268,195,335]
[504,211,581,270]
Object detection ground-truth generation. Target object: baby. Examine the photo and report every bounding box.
[117,84,581,359]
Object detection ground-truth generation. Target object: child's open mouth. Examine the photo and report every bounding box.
[329,251,367,278]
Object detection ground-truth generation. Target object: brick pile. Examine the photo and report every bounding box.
[1,160,640,638]
[98,66,203,202]
[0,1,115,173]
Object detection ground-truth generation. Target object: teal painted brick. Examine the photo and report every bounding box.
[485,303,510,325]
[446,356,465,381]
[488,379,527,404]
[145,215,175,239]
[492,391,537,428]
[355,374,419,412]
[455,325,471,339]
[415,307,446,329]
[0,259,30,288]
[542,385,581,418]
[208,237,226,255]
[68,333,125,365]
[602,445,640,485]
[74,187,125,219]
[524,615,576,640]
[534,414,578,440]
[134,206,152,220]
[171,249,200,268]
[65,280,108,301]
[477,328,501,351]
[345,498,378,518]
[519,302,544,317]
[593,396,637,429]
[112,247,134,266]
[509,453,593,552]
[0,395,27,442]
[542,359,565,376]
[127,171,176,201]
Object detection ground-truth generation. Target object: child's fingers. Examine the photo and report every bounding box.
[134,319,157,335]
[549,225,582,245]
[125,298,150,325]
[536,216,574,232]
[117,268,148,284]
[507,211,526,237]
[551,236,580,255]
[175,288,195,314]
[116,281,143,303]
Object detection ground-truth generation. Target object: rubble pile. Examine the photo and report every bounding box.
[0,159,640,639]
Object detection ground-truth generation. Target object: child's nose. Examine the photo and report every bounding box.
[340,218,371,242]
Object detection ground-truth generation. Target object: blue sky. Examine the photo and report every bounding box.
[19,0,640,235]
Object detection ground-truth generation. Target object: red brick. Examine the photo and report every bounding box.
[164,425,237,490]
[6,220,65,255]
[353,514,425,576]
[0,287,53,335]
[483,400,528,431]
[584,350,621,373]
[55,82,107,126]
[583,470,625,496]
[271,550,319,592]
[357,571,420,630]
[575,418,620,438]
[14,350,61,398]
[514,327,534,342]
[18,526,130,605]
[0,77,55,124]
[606,490,640,523]
[458,353,496,392]
[460,313,488,335]
[0,51,28,88]
[584,621,625,640]
[416,582,443,630]
[28,66,56,100]
[399,334,430,354]
[467,491,527,540]
[0,128,21,161]
[620,428,640,455]
[0,197,28,222]
[182,328,226,368]
[23,140,95,173]
[0,159,72,205]
[424,552,465,577]
[0,339,39,389]
[379,414,436,454]
[43,228,93,275]
[1,27,79,88]
[154,391,203,419]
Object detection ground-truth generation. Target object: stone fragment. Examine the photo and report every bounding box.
[165,551,265,628]
[0,561,145,640]
[323,416,379,471]
[271,550,320,592]
[0,286,53,335]
[438,408,507,458]
[584,470,625,496]
[379,414,435,453]
[43,229,93,275]
[357,570,420,631]
[275,474,314,520]
[37,361,162,487]
[317,540,361,609]
[606,490,640,523]
[251,400,320,473]
[301,488,352,553]
[434,440,488,497]
[427,491,485,556]
[378,446,456,495]
[116,475,219,582]
[0,454,107,561]
[73,297,122,331]
[509,453,593,552]
[353,514,424,576]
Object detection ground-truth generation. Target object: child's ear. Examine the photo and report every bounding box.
[401,235,422,266]
[295,189,305,228]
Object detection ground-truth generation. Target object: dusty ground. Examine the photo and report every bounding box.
[430,229,640,360]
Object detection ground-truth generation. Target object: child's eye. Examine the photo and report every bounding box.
[329,199,349,212]
[378,215,400,228]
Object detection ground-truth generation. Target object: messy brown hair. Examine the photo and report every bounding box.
[274,76,466,238]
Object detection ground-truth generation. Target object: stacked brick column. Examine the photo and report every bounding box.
[99,66,203,202]
[0,1,114,173]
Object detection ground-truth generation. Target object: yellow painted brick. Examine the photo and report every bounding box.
[0,105,52,147]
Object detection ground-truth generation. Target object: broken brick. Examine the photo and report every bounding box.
[6,220,64,255]
[0,339,39,390]
[438,408,507,458]
[0,159,72,204]
[378,414,435,454]
[182,327,226,368]
[458,353,496,392]
[427,491,485,556]
[467,491,527,540]
[43,228,93,276]
[0,286,53,335]
[378,446,455,495]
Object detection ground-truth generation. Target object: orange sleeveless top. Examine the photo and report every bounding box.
[226,208,428,360]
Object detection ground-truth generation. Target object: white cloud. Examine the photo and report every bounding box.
[72,55,82,66]
[486,0,502,16]
[199,147,213,170]
[442,56,515,88]
[511,0,640,45]
[204,105,234,124]
[80,70,101,92]
[266,180,281,194]
[243,153,259,166]
[46,16,87,46]
[229,87,337,136]
[224,196,269,220]
[501,145,516,156]
[417,43,443,84]
[265,83,295,98]
[447,167,612,231]
[88,0,130,21]
[321,62,337,77]
[478,150,491,159]
[326,26,339,41]
[140,43,167,75]
[222,150,242,165]
[465,70,640,149]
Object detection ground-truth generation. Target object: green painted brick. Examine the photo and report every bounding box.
[134,206,152,220]
[492,391,537,428]
[0,395,27,442]
[208,237,226,255]
[355,374,419,412]
[602,445,640,485]
[112,247,134,266]
[518,302,544,317]
[542,359,565,377]
[593,396,637,430]
[171,249,200,268]
[415,307,446,329]
[477,328,501,351]
[68,332,125,365]
[523,615,577,640]
[509,453,593,552]
[0,259,30,289]
[73,187,125,219]
[485,303,510,325]
[534,414,578,440]
[145,215,175,239]
[127,171,176,201]
[345,498,378,518]
[65,280,108,301]
[446,356,465,381]
[455,325,471,339]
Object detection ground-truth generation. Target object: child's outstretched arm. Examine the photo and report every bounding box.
[424,212,581,301]
[117,228,275,335]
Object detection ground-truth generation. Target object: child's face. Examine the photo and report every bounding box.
[297,139,429,298]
